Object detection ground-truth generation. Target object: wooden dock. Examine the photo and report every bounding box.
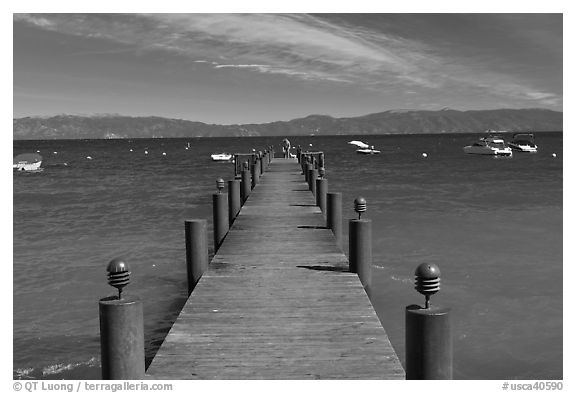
[146,158,405,379]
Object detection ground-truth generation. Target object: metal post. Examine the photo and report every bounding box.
[185,219,209,294]
[308,168,318,193]
[316,178,328,213]
[406,306,452,379]
[304,163,312,183]
[228,179,241,226]
[326,192,342,248]
[349,218,372,296]
[251,162,259,189]
[99,296,145,379]
[241,168,251,204]
[233,154,239,177]
[212,192,228,251]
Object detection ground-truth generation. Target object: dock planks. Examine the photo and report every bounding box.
[146,158,405,379]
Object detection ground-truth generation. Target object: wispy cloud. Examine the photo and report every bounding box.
[14,13,561,108]
[214,64,268,69]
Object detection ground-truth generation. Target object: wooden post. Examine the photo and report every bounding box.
[99,296,145,379]
[213,192,228,251]
[349,218,372,296]
[327,192,342,248]
[185,219,209,293]
[259,151,265,174]
[228,179,241,226]
[241,168,251,204]
[406,306,452,379]
[316,177,328,214]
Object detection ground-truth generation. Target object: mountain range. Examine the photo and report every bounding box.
[13,108,562,140]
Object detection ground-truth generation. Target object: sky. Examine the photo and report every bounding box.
[13,13,563,124]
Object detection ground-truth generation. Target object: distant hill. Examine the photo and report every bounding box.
[13,109,562,140]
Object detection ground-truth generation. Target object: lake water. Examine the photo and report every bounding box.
[13,133,562,380]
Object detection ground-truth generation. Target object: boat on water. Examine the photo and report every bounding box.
[348,140,370,149]
[211,153,233,161]
[356,146,381,154]
[13,153,43,172]
[508,133,538,152]
[463,135,512,156]
[349,140,380,154]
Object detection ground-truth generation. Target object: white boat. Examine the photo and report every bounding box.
[508,133,538,152]
[356,146,381,155]
[348,140,370,149]
[13,153,43,171]
[463,135,512,156]
[211,153,233,161]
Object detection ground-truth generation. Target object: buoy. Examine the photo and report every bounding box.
[309,143,313,147]
[422,153,428,158]
[36,150,40,153]
[53,151,58,155]
[86,156,93,160]
[162,152,166,156]
[144,150,148,155]
[129,149,133,152]
[552,153,557,158]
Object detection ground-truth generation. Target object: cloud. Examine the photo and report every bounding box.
[14,13,561,108]
[214,64,269,69]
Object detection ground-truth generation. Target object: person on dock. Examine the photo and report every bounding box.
[282,138,291,159]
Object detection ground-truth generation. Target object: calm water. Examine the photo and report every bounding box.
[13,133,562,380]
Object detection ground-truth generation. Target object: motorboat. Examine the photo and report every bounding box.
[348,140,370,149]
[356,146,381,155]
[211,153,233,161]
[463,135,512,156]
[349,140,380,154]
[13,153,43,171]
[508,133,538,152]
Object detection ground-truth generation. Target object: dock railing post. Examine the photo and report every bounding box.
[406,263,452,379]
[259,151,264,175]
[185,219,209,294]
[251,161,260,189]
[241,165,251,204]
[99,259,145,380]
[348,197,371,296]
[326,192,342,248]
[304,162,311,181]
[228,179,241,226]
[308,168,318,194]
[233,154,239,177]
[316,170,327,214]
[213,179,229,252]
